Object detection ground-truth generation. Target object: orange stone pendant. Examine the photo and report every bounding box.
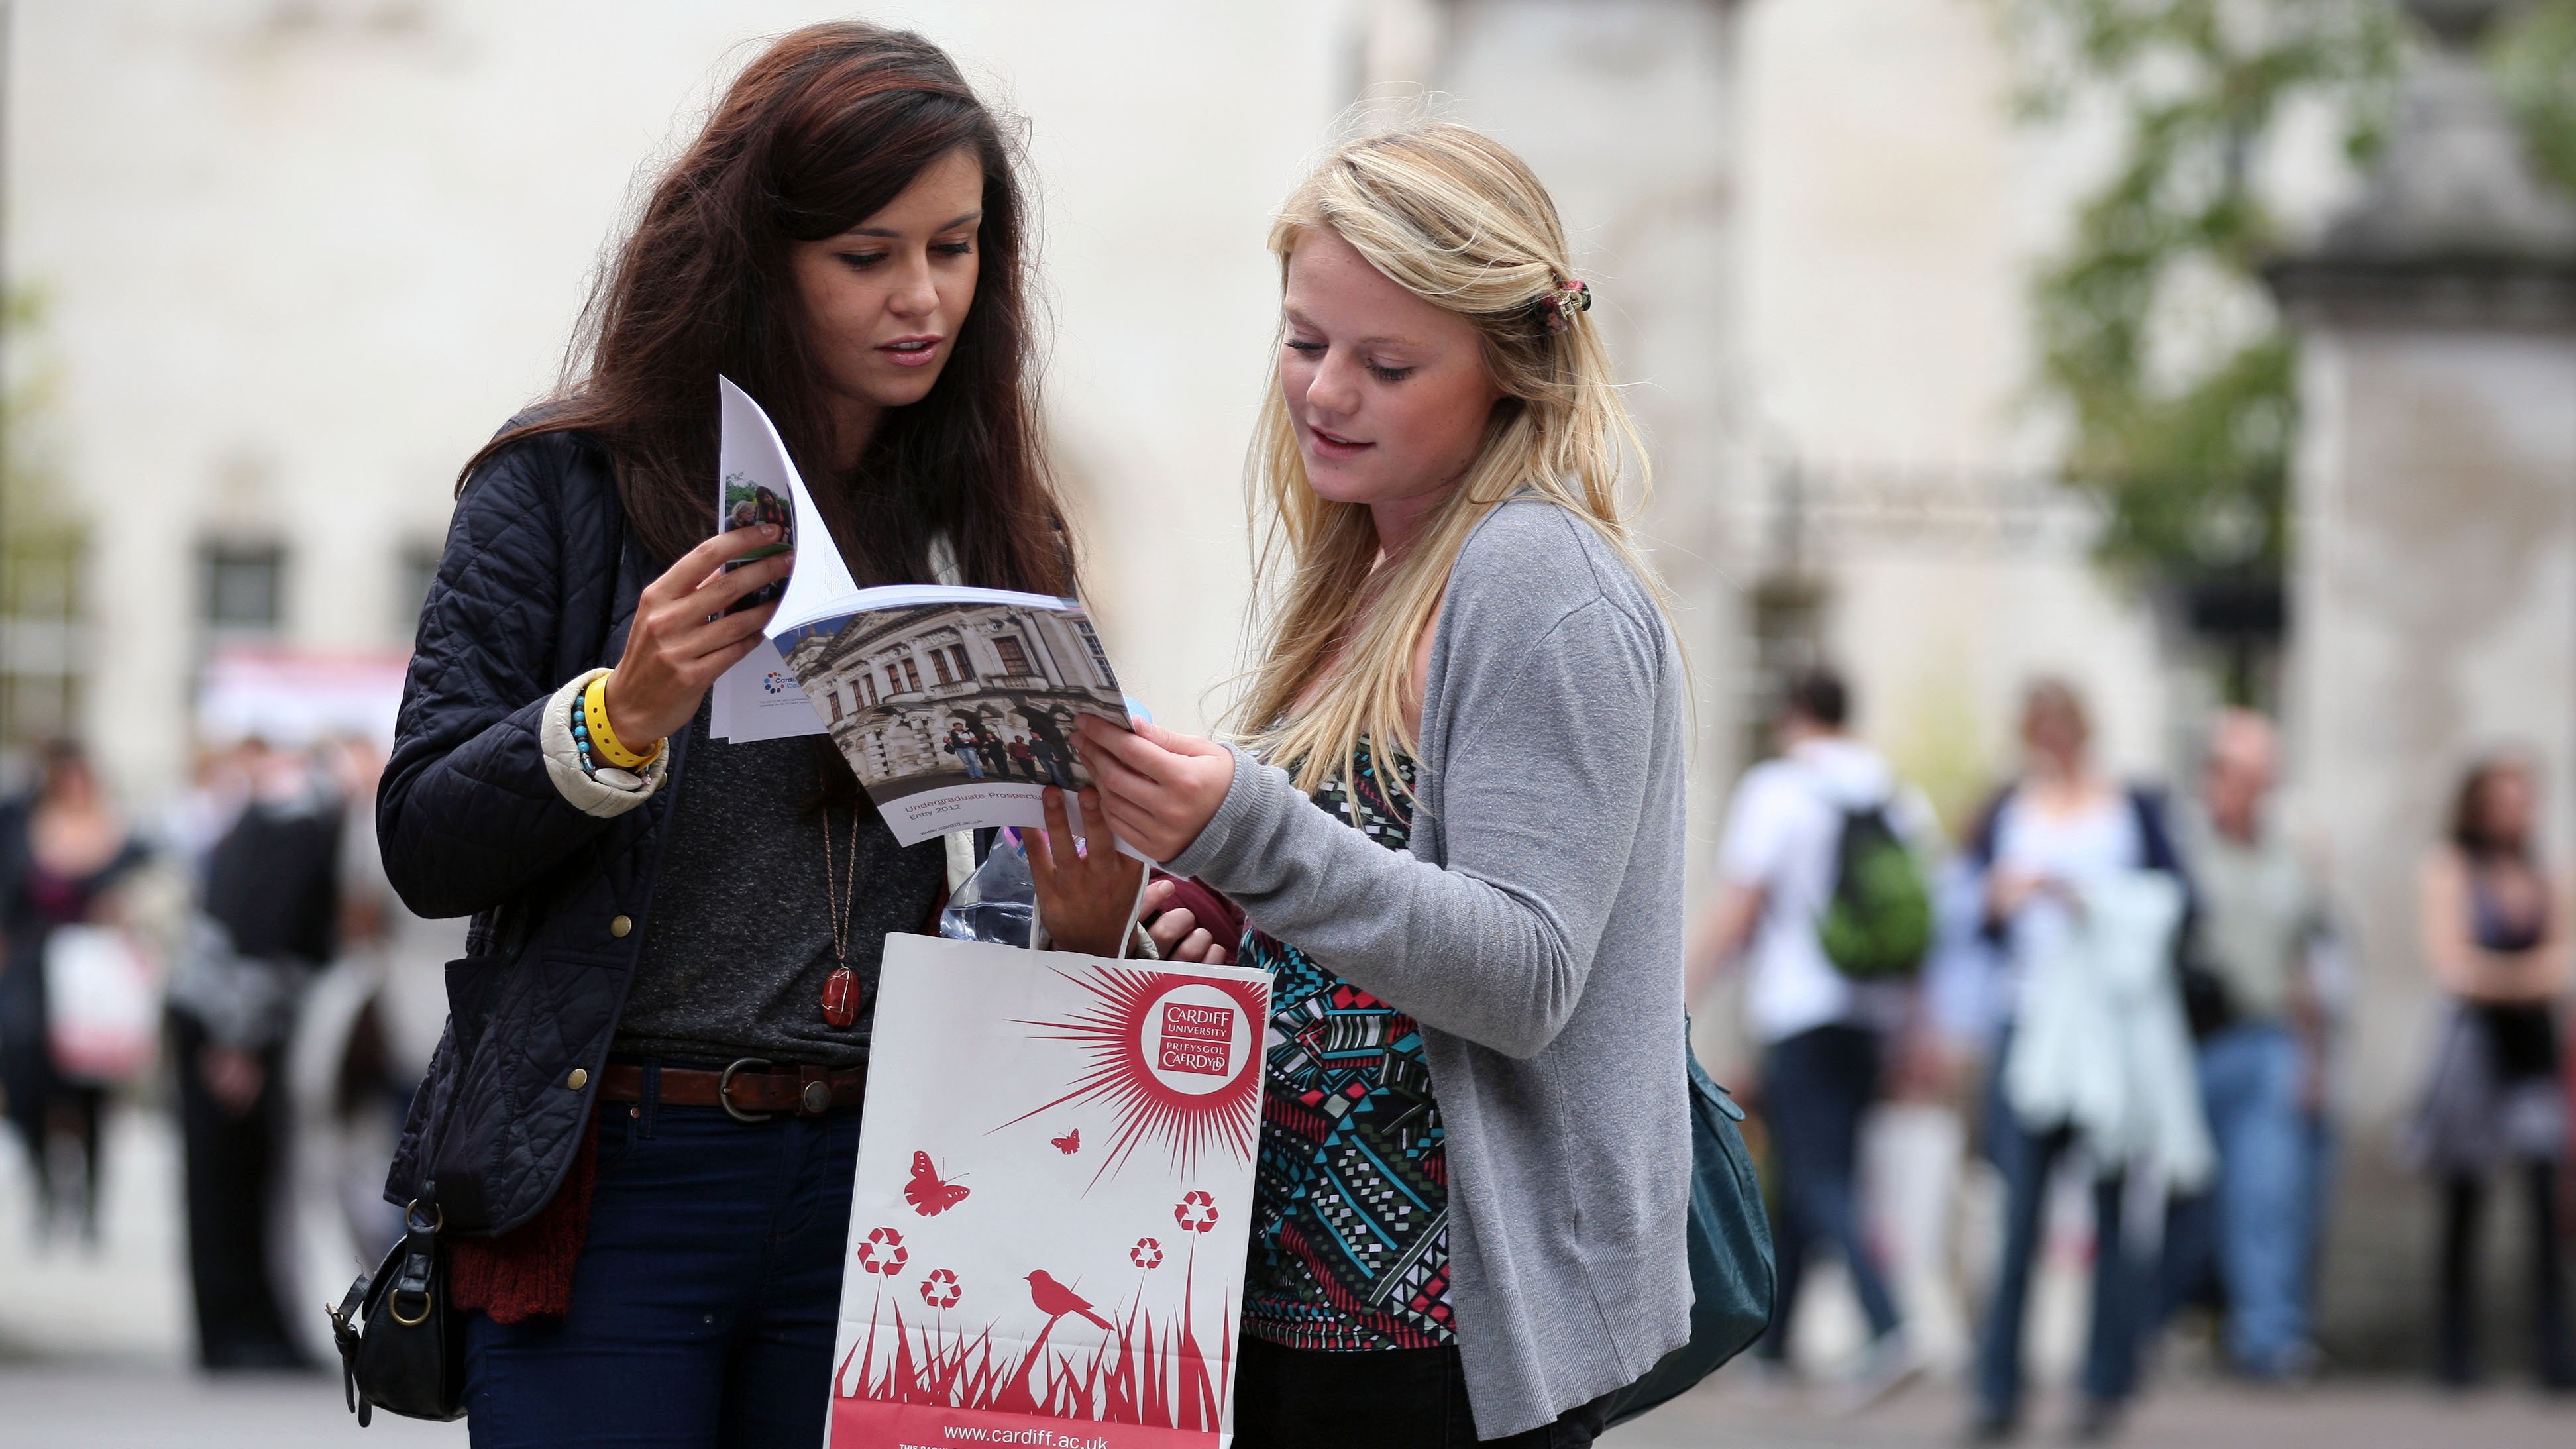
[820,965,861,1028]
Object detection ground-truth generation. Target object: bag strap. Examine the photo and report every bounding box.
[329,1253,378,1417]
[331,1227,411,1424]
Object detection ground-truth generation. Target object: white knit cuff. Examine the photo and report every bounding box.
[540,668,667,818]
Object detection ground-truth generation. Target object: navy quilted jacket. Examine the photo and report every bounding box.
[378,427,685,1234]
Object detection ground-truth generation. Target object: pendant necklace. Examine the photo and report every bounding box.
[820,802,863,1028]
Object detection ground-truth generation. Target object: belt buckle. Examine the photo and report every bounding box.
[718,1057,775,1124]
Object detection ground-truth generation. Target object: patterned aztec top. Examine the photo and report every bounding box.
[1240,739,1454,1351]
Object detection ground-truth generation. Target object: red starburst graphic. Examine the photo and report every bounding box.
[1000,965,1265,1186]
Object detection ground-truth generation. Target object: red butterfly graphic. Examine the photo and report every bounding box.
[903,1151,971,1216]
[1050,1128,1080,1155]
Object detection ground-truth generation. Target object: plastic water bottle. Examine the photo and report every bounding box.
[939,828,1036,947]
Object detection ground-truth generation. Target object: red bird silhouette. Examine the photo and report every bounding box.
[1050,1128,1079,1155]
[1024,1270,1114,1330]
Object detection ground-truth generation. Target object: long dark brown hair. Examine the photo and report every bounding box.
[461,22,1069,594]
[2450,754,2538,863]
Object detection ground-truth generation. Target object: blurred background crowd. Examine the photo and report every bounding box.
[2,0,2575,1443]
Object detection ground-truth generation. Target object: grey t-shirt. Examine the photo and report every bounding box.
[2178,804,2318,1024]
[614,704,945,1068]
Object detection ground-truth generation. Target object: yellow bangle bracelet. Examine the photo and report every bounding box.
[582,674,660,771]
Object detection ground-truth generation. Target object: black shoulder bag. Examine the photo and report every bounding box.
[331,948,515,1424]
[329,1192,466,1425]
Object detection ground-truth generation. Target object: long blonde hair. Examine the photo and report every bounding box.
[1233,121,1658,792]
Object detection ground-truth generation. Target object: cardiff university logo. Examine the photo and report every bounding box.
[1155,1001,1235,1079]
[1139,985,1247,1097]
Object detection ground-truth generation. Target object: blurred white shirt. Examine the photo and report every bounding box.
[1992,788,2142,1021]
[1718,735,1931,1044]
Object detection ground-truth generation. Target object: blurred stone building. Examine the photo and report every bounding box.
[2,0,2172,823]
[11,0,2432,1361]
[0,0,2202,1366]
[2271,0,2576,1366]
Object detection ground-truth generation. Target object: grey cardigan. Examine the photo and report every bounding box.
[1169,498,1692,1436]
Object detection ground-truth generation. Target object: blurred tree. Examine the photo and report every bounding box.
[0,286,85,749]
[2495,0,2576,191]
[2003,0,2576,701]
[2003,1,2398,640]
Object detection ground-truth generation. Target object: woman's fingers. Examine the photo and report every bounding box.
[701,629,775,675]
[1076,733,1164,802]
[1073,788,1124,857]
[1092,790,1176,855]
[1130,717,1232,759]
[649,525,782,604]
[1167,926,1231,966]
[1026,790,1153,958]
[1074,716,1178,781]
[664,597,779,668]
[691,548,794,612]
[1028,793,1071,875]
[1146,906,1200,957]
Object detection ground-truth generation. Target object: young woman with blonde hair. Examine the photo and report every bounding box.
[1077,122,1692,1446]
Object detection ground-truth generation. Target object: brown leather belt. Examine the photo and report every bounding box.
[598,1060,865,1122]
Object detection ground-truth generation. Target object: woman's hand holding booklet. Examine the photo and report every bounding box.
[1071,716,1236,865]
[602,527,791,747]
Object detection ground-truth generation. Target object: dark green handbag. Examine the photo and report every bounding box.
[1604,1029,1776,1426]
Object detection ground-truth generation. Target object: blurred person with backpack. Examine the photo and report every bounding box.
[1688,668,1933,1405]
[2154,710,2335,1383]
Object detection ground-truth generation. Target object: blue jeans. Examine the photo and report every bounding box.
[1975,1043,2141,1422]
[2157,1023,2311,1374]
[1753,1024,1902,1360]
[464,1090,861,1448]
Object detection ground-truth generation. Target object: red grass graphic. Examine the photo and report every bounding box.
[836,1254,1232,1430]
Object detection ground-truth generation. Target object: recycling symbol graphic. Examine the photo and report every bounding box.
[857,1225,909,1276]
[1173,1190,1218,1234]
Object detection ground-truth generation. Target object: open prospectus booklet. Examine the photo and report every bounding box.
[708,378,1134,848]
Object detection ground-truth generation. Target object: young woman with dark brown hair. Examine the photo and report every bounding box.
[2410,754,2575,1389]
[377,24,1140,1445]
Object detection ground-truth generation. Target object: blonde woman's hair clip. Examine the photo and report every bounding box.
[1538,277,1592,335]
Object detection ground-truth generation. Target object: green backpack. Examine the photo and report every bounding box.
[1816,804,1933,979]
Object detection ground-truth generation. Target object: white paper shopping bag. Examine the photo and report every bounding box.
[828,932,1270,1449]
